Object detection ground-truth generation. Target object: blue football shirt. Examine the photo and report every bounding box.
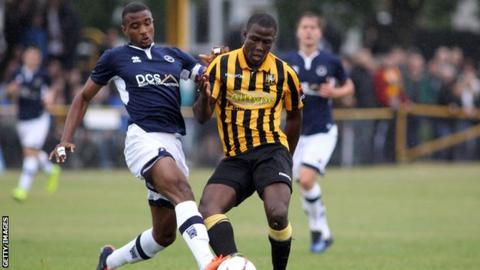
[283,50,348,135]
[10,67,50,120]
[90,43,203,135]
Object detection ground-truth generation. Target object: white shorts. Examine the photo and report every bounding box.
[16,112,51,149]
[293,125,338,178]
[124,124,189,203]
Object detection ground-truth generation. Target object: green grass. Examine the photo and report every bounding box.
[1,163,480,270]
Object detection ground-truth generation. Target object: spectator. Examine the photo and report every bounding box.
[373,48,408,162]
[435,63,458,160]
[22,12,49,61]
[44,0,81,69]
[2,0,35,72]
[452,60,480,159]
[402,50,436,148]
[350,48,378,164]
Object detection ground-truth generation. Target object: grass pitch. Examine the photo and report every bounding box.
[1,163,480,270]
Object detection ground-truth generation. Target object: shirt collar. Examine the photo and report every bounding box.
[128,42,155,59]
[298,49,319,60]
[238,47,274,72]
[128,42,155,51]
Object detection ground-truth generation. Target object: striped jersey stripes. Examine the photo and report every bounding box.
[206,48,303,157]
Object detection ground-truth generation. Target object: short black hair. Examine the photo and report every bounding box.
[246,13,277,33]
[122,1,150,23]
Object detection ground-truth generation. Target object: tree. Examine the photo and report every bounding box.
[274,0,467,51]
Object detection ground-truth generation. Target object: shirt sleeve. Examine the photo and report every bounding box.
[90,49,116,85]
[284,64,304,111]
[172,48,205,80]
[332,56,348,84]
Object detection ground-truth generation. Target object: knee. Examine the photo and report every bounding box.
[199,196,217,218]
[299,179,315,190]
[156,176,194,203]
[266,204,289,230]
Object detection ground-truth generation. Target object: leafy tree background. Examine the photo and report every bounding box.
[70,0,480,57]
[274,0,476,54]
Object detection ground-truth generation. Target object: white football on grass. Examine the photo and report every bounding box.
[217,255,256,270]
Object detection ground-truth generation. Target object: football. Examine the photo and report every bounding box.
[217,255,256,270]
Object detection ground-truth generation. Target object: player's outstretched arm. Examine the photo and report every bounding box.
[198,46,229,66]
[319,78,355,99]
[192,74,215,124]
[49,78,103,163]
[284,109,302,155]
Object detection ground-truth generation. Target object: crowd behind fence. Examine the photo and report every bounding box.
[1,1,480,170]
[1,103,479,170]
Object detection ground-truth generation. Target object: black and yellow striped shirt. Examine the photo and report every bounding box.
[206,48,303,157]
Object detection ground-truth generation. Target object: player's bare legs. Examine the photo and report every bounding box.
[13,146,59,201]
[147,157,196,203]
[199,184,238,256]
[263,183,292,270]
[298,166,317,190]
[13,148,39,201]
[149,206,177,246]
[99,157,215,270]
[104,206,176,269]
[149,157,222,270]
[298,166,332,252]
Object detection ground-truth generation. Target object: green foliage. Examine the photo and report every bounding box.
[2,164,480,269]
[71,0,118,30]
[71,0,167,40]
[275,0,479,41]
[422,0,460,29]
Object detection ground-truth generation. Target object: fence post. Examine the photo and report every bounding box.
[395,105,408,162]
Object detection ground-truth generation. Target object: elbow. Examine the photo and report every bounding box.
[195,116,209,124]
[347,79,355,95]
[193,111,208,124]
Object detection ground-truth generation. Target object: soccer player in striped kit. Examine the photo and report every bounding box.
[283,12,354,253]
[194,13,303,270]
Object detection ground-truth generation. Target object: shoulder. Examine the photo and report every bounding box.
[37,68,50,80]
[271,53,297,76]
[105,45,127,55]
[98,46,125,62]
[211,49,240,67]
[280,50,299,62]
[158,46,191,59]
[318,50,342,64]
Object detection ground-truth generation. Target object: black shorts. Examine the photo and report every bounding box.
[207,143,293,205]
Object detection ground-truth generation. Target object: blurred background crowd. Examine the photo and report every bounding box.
[0,0,479,171]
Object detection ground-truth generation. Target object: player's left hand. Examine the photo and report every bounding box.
[199,46,230,66]
[49,142,76,163]
[196,74,212,99]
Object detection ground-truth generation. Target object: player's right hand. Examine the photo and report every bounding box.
[49,142,76,163]
[196,74,212,98]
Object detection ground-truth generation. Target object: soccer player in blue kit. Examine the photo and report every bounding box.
[49,2,224,270]
[7,46,61,202]
[283,12,354,253]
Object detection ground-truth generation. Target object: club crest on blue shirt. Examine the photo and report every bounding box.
[164,55,175,63]
[316,65,327,77]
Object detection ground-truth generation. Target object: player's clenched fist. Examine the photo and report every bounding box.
[49,142,76,163]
